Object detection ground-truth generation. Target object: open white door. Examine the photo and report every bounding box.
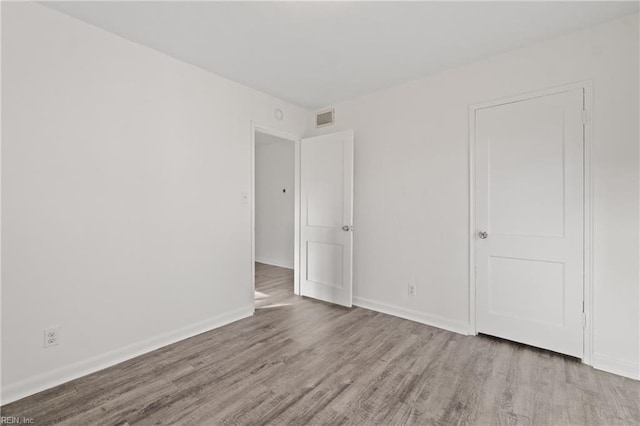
[475,88,585,357]
[300,130,354,307]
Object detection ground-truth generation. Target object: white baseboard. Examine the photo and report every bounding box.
[353,296,471,335]
[592,352,640,380]
[1,305,254,405]
[255,257,293,269]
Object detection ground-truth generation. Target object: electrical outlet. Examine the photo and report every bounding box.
[44,327,60,348]
[408,283,417,297]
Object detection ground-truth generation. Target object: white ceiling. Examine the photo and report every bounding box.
[44,1,639,109]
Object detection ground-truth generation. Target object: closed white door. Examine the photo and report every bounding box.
[475,88,584,357]
[300,130,354,307]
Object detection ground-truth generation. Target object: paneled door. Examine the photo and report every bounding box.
[475,88,585,357]
[300,130,354,307]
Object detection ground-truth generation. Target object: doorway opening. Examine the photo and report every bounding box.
[251,126,300,310]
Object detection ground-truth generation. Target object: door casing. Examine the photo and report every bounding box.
[250,123,302,308]
[468,81,593,365]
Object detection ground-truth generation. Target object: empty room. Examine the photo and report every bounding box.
[1,1,639,425]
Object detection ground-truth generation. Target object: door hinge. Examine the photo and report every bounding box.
[582,312,587,328]
[582,109,589,125]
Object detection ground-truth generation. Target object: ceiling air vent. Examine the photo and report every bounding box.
[316,109,335,128]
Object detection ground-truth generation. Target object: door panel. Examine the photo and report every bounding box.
[305,140,345,228]
[307,242,344,288]
[487,99,566,237]
[489,257,565,326]
[300,130,353,307]
[475,89,584,357]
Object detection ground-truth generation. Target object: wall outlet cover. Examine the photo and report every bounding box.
[44,327,60,348]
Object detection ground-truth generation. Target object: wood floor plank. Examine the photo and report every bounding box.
[2,262,639,425]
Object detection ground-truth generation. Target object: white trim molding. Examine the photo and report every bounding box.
[1,306,254,405]
[354,296,471,336]
[468,81,594,364]
[592,353,640,380]
[255,257,294,270]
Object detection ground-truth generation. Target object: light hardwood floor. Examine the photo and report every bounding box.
[3,262,639,425]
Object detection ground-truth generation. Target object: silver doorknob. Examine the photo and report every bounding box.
[342,225,352,232]
[478,231,488,239]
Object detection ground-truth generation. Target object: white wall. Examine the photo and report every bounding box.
[255,134,295,269]
[1,2,310,403]
[309,15,640,379]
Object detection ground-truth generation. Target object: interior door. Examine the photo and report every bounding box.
[475,88,584,357]
[300,130,354,307]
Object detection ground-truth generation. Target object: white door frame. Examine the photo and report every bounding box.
[250,123,302,307]
[468,81,593,364]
